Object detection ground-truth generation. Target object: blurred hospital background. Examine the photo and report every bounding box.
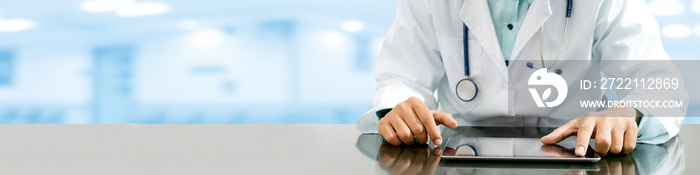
[0,0,698,124]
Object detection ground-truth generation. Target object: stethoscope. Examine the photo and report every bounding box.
[456,0,572,102]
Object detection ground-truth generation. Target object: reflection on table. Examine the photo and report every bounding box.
[355,127,685,175]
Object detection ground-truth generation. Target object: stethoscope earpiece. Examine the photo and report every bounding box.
[554,69,562,75]
[526,61,535,69]
[526,61,563,75]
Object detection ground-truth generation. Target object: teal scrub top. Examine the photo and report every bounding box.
[487,0,534,61]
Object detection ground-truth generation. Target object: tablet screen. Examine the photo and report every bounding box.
[441,137,600,159]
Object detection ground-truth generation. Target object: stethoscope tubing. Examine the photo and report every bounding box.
[463,24,470,77]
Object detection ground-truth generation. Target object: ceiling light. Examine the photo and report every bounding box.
[0,18,35,32]
[190,30,225,49]
[116,2,169,17]
[80,0,134,13]
[662,24,691,38]
[341,20,363,32]
[80,0,168,17]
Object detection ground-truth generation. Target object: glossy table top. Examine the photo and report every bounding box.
[0,124,695,175]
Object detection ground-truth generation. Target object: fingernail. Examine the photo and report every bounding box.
[576,146,585,156]
[434,139,442,145]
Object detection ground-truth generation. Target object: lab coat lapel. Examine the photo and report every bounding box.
[510,0,552,61]
[460,0,504,62]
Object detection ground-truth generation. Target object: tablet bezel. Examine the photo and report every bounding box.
[440,137,601,163]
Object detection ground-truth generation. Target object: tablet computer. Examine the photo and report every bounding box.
[441,137,601,163]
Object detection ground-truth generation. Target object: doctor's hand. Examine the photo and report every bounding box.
[379,97,458,146]
[541,107,639,157]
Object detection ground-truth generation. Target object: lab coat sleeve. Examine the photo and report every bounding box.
[356,0,444,133]
[592,0,688,144]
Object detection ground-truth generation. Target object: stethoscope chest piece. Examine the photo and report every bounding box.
[456,77,478,102]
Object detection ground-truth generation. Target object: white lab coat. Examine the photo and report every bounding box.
[357,0,688,144]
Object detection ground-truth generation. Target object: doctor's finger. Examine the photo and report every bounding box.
[379,122,402,146]
[408,99,442,145]
[401,109,428,143]
[622,129,637,154]
[541,120,577,144]
[391,117,416,145]
[433,111,457,129]
[422,112,449,145]
[609,128,624,154]
[575,119,596,157]
[594,125,612,156]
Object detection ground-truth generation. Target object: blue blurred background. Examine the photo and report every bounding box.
[0,0,698,124]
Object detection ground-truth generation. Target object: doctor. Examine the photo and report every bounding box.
[357,0,688,157]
